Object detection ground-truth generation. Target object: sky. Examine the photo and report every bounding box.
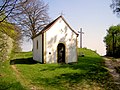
[21,0,120,55]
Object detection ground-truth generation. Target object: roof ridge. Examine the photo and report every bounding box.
[32,15,78,39]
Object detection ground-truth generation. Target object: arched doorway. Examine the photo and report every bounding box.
[57,43,65,63]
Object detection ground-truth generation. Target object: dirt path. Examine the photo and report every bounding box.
[103,57,120,89]
[11,65,42,90]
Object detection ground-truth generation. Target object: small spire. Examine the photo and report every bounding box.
[61,12,64,16]
[59,11,65,16]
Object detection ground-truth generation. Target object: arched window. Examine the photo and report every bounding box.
[36,40,38,49]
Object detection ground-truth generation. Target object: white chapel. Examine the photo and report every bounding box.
[33,16,78,63]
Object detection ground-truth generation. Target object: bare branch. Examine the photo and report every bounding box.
[0,0,28,23]
[0,0,18,23]
[10,0,50,39]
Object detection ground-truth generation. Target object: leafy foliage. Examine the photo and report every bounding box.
[0,20,22,62]
[104,25,120,57]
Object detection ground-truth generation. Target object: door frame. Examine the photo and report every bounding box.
[57,43,66,63]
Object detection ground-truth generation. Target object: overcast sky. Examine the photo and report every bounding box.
[21,0,120,55]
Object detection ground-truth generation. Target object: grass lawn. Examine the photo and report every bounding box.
[0,48,116,90]
[0,58,26,90]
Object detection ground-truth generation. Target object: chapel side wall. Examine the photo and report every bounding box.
[33,34,42,63]
[45,18,77,63]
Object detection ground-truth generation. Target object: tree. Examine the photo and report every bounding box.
[0,0,18,23]
[0,0,28,23]
[104,25,120,57]
[10,0,50,39]
[110,0,120,16]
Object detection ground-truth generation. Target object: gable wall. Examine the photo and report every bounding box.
[33,34,42,62]
[45,18,77,63]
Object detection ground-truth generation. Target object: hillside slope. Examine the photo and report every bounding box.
[0,48,117,90]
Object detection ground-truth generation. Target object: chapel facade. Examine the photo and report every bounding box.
[33,16,78,63]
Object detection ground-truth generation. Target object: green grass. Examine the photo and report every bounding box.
[0,49,116,90]
[0,59,26,90]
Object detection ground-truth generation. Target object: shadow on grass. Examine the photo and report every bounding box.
[33,56,117,90]
[39,56,104,71]
[0,81,26,90]
[10,57,38,65]
[9,55,117,89]
[34,73,113,90]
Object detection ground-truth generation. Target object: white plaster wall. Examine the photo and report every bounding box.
[33,34,42,63]
[45,18,77,63]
